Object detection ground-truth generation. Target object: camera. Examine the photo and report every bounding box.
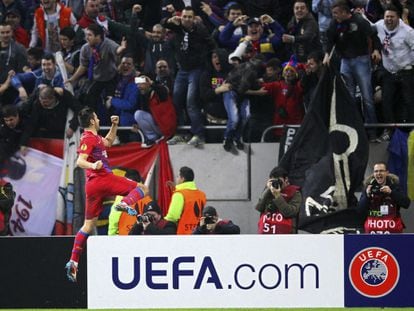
[204,215,215,225]
[135,76,146,84]
[271,179,283,189]
[137,213,154,223]
[370,180,383,196]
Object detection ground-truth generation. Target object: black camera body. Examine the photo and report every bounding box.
[137,213,154,223]
[204,215,215,224]
[271,179,283,189]
[370,180,383,196]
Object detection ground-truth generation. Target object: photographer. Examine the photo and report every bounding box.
[128,201,177,235]
[357,162,411,234]
[193,206,240,234]
[0,182,15,236]
[255,167,302,234]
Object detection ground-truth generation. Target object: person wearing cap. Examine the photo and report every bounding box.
[193,206,240,234]
[4,9,28,47]
[164,166,207,234]
[255,166,302,234]
[129,201,177,235]
[219,14,284,59]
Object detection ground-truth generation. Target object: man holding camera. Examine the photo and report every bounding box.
[128,201,177,235]
[255,167,302,234]
[193,206,240,234]
[357,162,411,234]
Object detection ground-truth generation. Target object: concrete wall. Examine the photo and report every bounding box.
[168,142,414,234]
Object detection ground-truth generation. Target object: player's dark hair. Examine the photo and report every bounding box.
[179,166,194,182]
[78,107,95,128]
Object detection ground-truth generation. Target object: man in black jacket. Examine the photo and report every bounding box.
[129,200,177,235]
[163,6,216,146]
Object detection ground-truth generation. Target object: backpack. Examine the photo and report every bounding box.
[148,90,177,138]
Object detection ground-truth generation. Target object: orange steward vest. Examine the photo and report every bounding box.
[175,189,206,235]
[118,196,152,235]
[34,3,72,48]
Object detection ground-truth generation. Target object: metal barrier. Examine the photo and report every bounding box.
[260,123,414,143]
[100,123,414,144]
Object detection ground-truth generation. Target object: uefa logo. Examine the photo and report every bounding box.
[349,247,400,298]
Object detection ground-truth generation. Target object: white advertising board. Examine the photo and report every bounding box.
[88,235,344,308]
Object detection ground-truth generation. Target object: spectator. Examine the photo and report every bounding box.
[199,48,231,125]
[0,21,27,102]
[219,14,284,59]
[373,4,414,141]
[0,104,27,163]
[24,47,43,72]
[163,6,216,147]
[301,50,324,111]
[105,55,138,130]
[193,205,240,234]
[312,0,335,51]
[216,2,244,50]
[4,9,28,47]
[263,57,282,82]
[244,58,278,142]
[283,0,322,62]
[357,162,410,233]
[128,200,177,235]
[323,0,381,142]
[20,86,82,145]
[78,0,130,42]
[154,59,174,93]
[251,56,305,139]
[255,166,302,234]
[59,26,81,77]
[0,0,27,30]
[66,24,126,115]
[133,75,176,146]
[164,166,206,234]
[65,107,149,282]
[129,12,174,76]
[30,0,77,53]
[11,53,64,103]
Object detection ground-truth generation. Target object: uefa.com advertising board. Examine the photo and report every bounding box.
[88,235,414,309]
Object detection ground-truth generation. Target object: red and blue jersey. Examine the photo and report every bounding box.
[78,130,112,178]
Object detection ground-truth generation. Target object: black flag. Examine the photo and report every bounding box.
[278,66,368,233]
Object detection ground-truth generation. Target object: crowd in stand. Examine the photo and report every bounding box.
[1,0,414,158]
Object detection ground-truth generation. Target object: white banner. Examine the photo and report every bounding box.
[88,235,344,308]
[4,148,63,236]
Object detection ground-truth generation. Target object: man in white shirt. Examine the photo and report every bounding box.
[374,4,414,132]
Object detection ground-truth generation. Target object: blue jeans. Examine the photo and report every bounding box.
[134,110,162,141]
[173,69,204,137]
[223,91,250,140]
[340,55,377,124]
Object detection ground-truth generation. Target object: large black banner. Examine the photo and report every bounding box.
[279,67,368,233]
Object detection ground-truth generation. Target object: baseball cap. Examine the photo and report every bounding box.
[143,201,161,214]
[247,17,260,26]
[203,206,217,217]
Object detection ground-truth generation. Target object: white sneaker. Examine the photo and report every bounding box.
[187,135,205,146]
[167,135,186,145]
